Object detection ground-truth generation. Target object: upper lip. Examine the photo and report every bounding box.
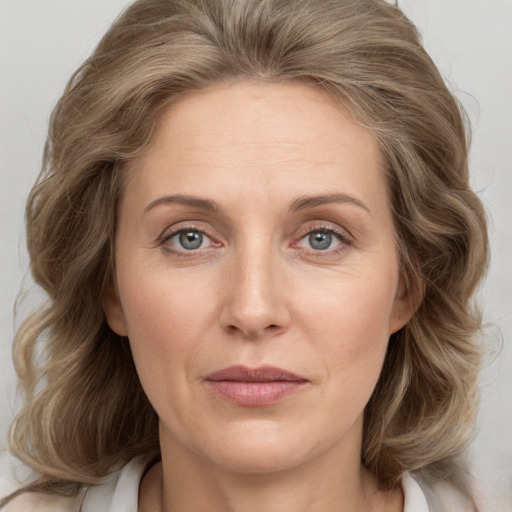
[205,365,307,382]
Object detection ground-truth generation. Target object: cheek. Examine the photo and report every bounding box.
[297,270,397,381]
[279,271,398,448]
[116,268,216,389]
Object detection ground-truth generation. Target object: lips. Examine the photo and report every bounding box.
[204,365,308,407]
[206,365,306,382]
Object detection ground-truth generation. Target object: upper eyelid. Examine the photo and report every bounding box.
[159,222,213,241]
[295,230,350,249]
[163,227,211,242]
[295,222,353,241]
[158,226,218,255]
[157,220,353,245]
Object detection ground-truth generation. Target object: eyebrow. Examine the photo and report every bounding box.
[144,194,220,215]
[143,192,370,216]
[289,193,370,213]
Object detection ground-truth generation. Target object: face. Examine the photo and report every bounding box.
[104,81,412,474]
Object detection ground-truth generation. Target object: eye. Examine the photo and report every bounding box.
[296,228,346,252]
[165,229,212,251]
[306,231,337,251]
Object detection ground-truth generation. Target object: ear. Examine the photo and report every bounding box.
[102,285,129,336]
[389,277,423,335]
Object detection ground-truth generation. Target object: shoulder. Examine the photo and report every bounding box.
[0,454,81,512]
[1,492,81,512]
[425,480,475,512]
[406,473,476,512]
[1,456,151,512]
[81,456,150,511]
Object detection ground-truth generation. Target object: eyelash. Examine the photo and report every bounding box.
[293,224,353,256]
[158,223,353,257]
[159,224,218,256]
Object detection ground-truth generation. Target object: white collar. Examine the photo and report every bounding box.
[82,459,431,512]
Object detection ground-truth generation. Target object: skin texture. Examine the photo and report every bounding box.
[103,81,412,512]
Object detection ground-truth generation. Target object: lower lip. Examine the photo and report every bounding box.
[205,380,307,406]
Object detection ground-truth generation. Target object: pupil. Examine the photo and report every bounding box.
[309,232,331,250]
[179,231,202,250]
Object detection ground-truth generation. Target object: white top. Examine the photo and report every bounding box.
[1,456,472,511]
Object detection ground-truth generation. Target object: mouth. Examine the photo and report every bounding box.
[204,365,309,407]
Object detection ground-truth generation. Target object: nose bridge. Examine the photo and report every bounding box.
[220,234,289,338]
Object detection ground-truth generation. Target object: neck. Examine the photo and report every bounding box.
[139,422,402,512]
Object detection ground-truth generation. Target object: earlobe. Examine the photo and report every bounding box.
[101,286,129,336]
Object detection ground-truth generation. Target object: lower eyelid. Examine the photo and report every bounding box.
[158,224,351,253]
[298,236,342,251]
[160,227,225,255]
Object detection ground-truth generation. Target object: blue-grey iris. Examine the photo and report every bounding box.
[309,232,332,250]
[179,231,203,250]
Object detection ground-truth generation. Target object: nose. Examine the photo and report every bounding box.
[219,246,291,340]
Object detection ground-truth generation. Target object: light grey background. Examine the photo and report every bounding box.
[1,0,511,498]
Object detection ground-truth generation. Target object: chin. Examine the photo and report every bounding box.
[213,446,306,474]
[195,421,328,474]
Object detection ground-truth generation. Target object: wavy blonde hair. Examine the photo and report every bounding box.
[4,0,488,504]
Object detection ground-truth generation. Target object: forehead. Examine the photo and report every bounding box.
[144,80,379,159]
[123,81,388,214]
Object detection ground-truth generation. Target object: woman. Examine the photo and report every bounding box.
[1,0,490,510]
